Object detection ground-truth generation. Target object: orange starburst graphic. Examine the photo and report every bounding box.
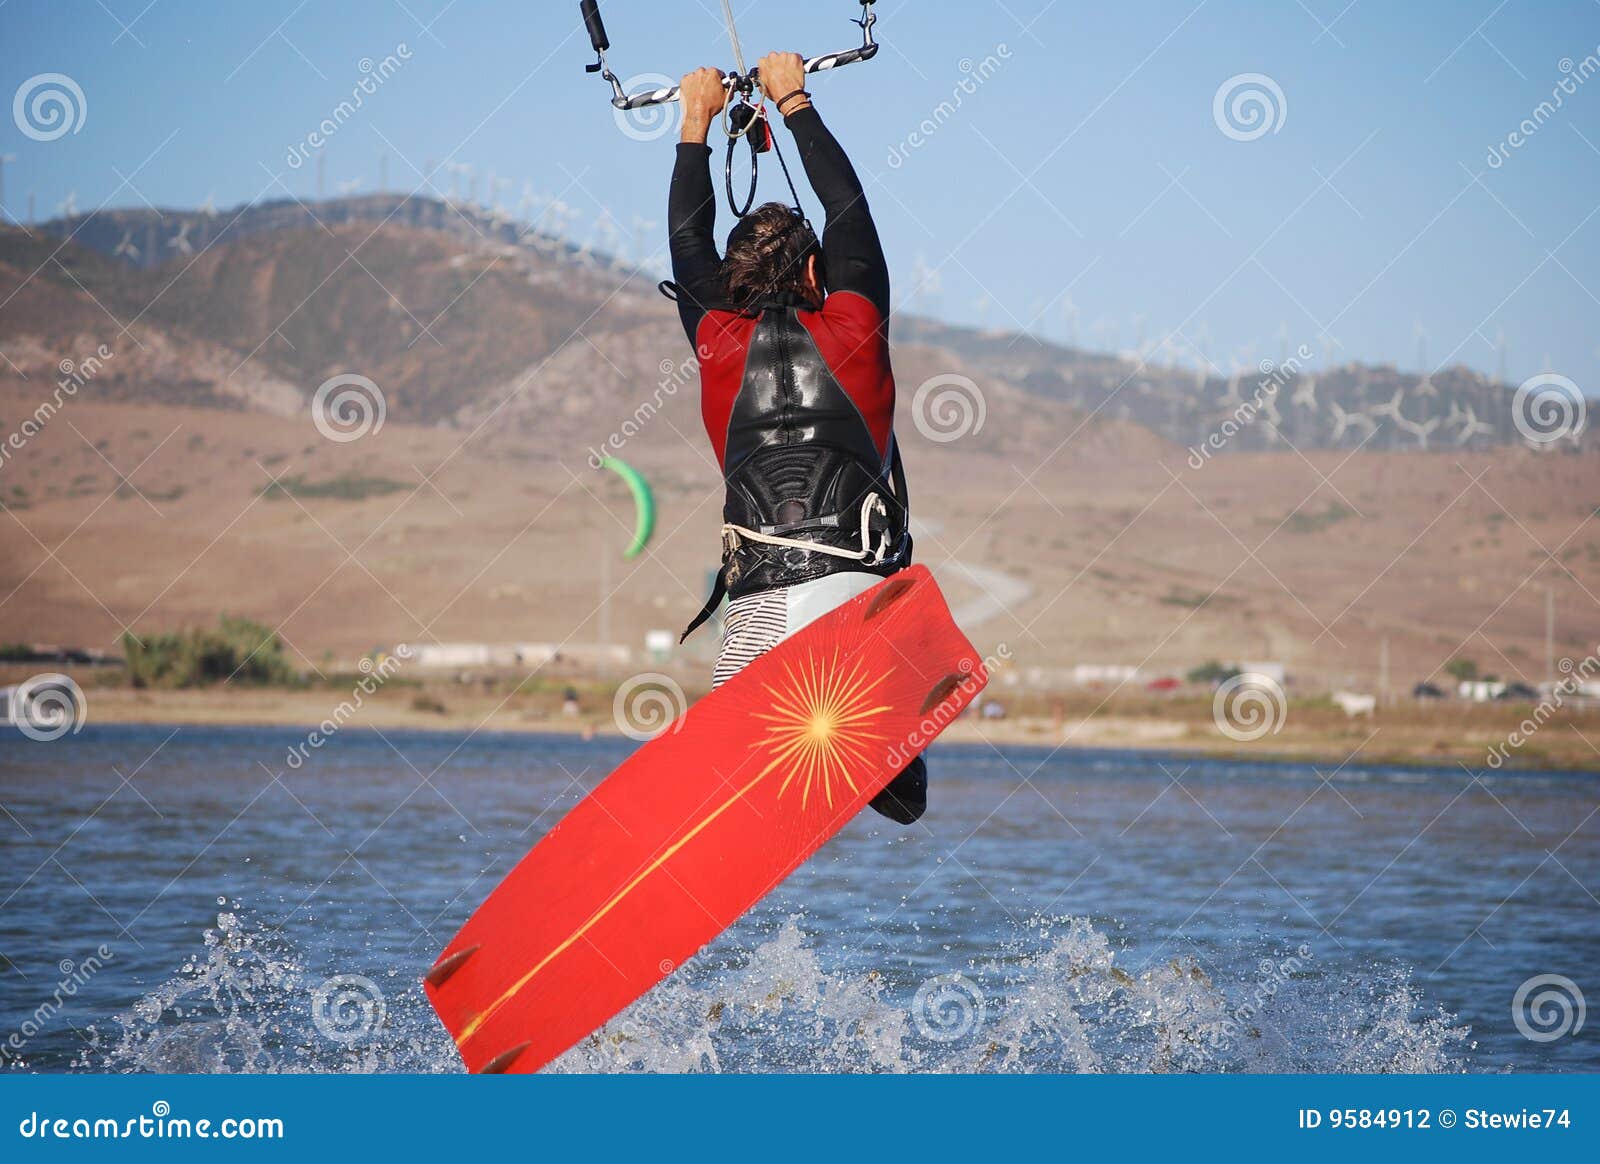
[751,649,893,810]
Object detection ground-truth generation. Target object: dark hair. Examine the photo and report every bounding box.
[722,203,824,314]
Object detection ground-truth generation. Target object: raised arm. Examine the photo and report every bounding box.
[667,68,729,344]
[760,53,891,324]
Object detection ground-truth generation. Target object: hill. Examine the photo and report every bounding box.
[0,197,1595,698]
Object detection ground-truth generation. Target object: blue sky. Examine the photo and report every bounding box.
[3,0,1598,389]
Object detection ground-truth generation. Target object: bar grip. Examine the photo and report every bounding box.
[580,0,609,53]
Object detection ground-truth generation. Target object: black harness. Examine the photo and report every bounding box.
[681,306,911,642]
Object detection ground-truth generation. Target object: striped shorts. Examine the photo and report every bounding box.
[712,571,885,688]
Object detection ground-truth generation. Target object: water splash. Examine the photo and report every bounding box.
[80,908,1471,1074]
[555,916,1471,1074]
[78,909,458,1075]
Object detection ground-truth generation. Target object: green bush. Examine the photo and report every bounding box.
[258,473,409,501]
[1186,660,1242,685]
[121,616,300,688]
[1284,502,1357,534]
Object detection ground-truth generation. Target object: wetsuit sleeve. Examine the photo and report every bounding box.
[668,142,722,344]
[785,106,891,324]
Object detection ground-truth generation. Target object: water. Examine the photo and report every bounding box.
[1,726,1595,1073]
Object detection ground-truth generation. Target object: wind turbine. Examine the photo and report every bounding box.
[1330,402,1376,442]
[1190,321,1212,389]
[541,198,574,241]
[630,215,659,267]
[337,178,362,196]
[592,209,623,267]
[1415,324,1438,397]
[1370,385,1407,423]
[1456,404,1494,445]
[1396,413,1440,450]
[909,255,943,315]
[167,220,194,255]
[199,193,217,217]
[58,190,78,218]
[1218,369,1244,408]
[1259,393,1283,441]
[1061,297,1080,347]
[113,229,140,260]
[1292,375,1319,411]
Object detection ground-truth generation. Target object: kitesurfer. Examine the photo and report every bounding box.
[666,53,925,824]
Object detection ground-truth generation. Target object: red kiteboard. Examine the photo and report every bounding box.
[424,565,986,1073]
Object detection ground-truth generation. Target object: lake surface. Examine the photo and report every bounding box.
[1,725,1595,1073]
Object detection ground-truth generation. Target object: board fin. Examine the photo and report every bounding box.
[425,946,479,989]
[479,1043,533,1074]
[921,672,969,713]
[863,575,915,621]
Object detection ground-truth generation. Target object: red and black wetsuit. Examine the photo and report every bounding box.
[669,106,911,639]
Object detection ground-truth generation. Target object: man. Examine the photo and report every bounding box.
[666,53,925,824]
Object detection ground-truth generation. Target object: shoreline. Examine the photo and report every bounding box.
[58,686,1600,774]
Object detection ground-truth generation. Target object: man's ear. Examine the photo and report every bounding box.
[805,253,822,298]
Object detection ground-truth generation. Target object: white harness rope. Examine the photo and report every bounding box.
[721,492,891,565]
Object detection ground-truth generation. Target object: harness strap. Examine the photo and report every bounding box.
[680,564,729,644]
[680,489,895,642]
[723,493,888,562]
